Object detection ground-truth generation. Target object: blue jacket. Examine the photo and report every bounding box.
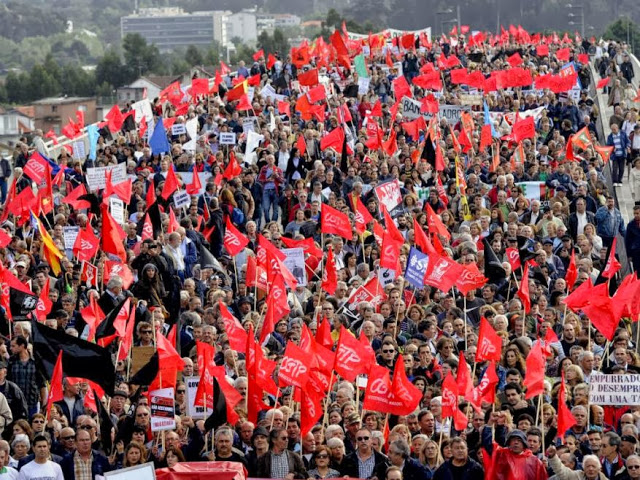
[595,206,626,238]
[60,450,112,480]
[607,131,630,158]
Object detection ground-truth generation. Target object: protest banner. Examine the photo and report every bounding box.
[62,226,80,251]
[104,462,156,480]
[375,179,403,213]
[243,117,257,134]
[72,141,86,160]
[173,191,191,210]
[378,267,396,287]
[171,123,186,136]
[150,387,176,431]
[282,247,307,286]
[358,77,371,95]
[401,96,422,120]
[220,132,236,145]
[109,197,125,226]
[589,373,640,405]
[459,93,483,106]
[86,163,127,191]
[184,376,212,419]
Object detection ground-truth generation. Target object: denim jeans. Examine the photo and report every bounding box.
[262,189,278,223]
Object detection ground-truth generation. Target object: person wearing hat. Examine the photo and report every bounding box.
[482,429,546,480]
[620,435,638,460]
[246,427,269,477]
[109,390,128,425]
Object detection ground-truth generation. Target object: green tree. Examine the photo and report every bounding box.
[5,71,25,103]
[185,45,204,66]
[29,64,60,100]
[257,29,290,55]
[122,33,162,81]
[603,18,640,52]
[95,49,126,89]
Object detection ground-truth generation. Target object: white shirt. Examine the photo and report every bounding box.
[18,461,63,480]
[576,211,588,236]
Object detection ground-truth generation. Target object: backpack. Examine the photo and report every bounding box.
[231,207,245,225]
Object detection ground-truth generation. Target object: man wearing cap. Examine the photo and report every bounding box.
[109,391,128,425]
[485,430,546,480]
[343,413,361,455]
[620,435,637,460]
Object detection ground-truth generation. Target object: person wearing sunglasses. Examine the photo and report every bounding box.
[340,427,390,479]
[308,446,340,479]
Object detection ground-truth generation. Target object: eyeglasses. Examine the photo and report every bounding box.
[628,465,640,470]
[357,436,370,441]
[79,425,94,430]
[141,330,152,334]
[32,420,44,424]
[316,454,329,459]
[279,436,288,440]
[383,349,395,353]
[136,413,149,417]
[61,436,74,441]
[177,390,186,394]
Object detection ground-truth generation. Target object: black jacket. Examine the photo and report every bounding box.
[432,459,484,480]
[568,211,596,240]
[256,450,307,479]
[340,450,390,479]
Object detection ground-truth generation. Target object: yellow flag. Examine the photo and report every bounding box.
[31,212,63,273]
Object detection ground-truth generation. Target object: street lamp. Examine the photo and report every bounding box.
[566,3,585,39]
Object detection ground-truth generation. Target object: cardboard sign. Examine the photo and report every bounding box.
[86,163,127,191]
[72,141,86,160]
[378,267,396,287]
[150,387,176,431]
[173,190,191,210]
[219,132,236,145]
[171,124,186,136]
[130,346,156,377]
[282,247,307,287]
[109,197,125,225]
[358,77,371,95]
[184,376,212,419]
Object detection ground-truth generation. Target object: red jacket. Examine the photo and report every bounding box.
[493,447,547,480]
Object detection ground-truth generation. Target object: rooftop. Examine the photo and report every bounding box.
[32,97,93,105]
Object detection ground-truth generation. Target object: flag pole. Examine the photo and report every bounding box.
[463,295,467,351]
[269,388,281,431]
[233,256,240,293]
[321,371,334,429]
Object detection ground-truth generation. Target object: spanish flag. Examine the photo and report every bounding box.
[31,212,63,275]
[226,80,248,102]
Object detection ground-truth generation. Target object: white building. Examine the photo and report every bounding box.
[0,107,34,142]
[225,11,258,44]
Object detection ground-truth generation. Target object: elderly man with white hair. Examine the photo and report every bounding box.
[547,446,606,480]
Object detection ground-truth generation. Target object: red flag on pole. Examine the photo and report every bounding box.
[476,317,502,362]
[602,238,621,279]
[517,262,531,313]
[557,372,577,437]
[46,351,64,417]
[523,343,546,399]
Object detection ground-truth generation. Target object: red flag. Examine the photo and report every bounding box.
[595,145,614,164]
[581,293,619,341]
[279,342,311,389]
[456,351,473,397]
[46,351,64,416]
[267,54,276,70]
[253,49,264,61]
[300,387,324,437]
[517,262,531,313]
[80,295,105,342]
[476,317,503,362]
[596,77,610,89]
[64,184,91,211]
[456,263,488,295]
[321,204,353,239]
[259,276,289,343]
[602,238,621,279]
[466,362,499,409]
[157,332,184,371]
[223,153,243,180]
[146,181,157,207]
[557,372,576,437]
[363,364,393,413]
[219,300,247,352]
[330,30,349,56]
[322,246,338,295]
[523,343,546,399]
[161,166,179,200]
[223,217,249,256]
[507,52,523,67]
[563,278,594,312]
[505,247,521,271]
[425,204,450,239]
[441,372,469,431]
[320,128,345,152]
[511,116,536,142]
[316,317,333,349]
[380,231,401,272]
[423,254,463,293]
[118,306,136,362]
[388,359,423,416]
[100,204,126,262]
[298,68,319,86]
[413,218,436,255]
[186,170,202,195]
[191,78,209,97]
[334,326,371,381]
[566,249,578,291]
[34,278,53,322]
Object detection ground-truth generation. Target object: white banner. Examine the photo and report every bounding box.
[150,387,176,431]
[185,376,212,419]
[282,247,307,287]
[63,226,80,250]
[220,132,236,145]
[86,163,127,191]
[109,197,125,225]
[590,373,640,405]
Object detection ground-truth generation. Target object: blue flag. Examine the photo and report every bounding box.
[149,119,170,155]
[404,247,430,289]
[87,124,100,161]
[483,100,498,138]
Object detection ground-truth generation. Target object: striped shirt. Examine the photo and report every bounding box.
[357,452,376,479]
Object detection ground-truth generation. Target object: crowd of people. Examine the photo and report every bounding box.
[0,24,638,480]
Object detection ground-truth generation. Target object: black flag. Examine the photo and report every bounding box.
[9,289,38,321]
[95,388,114,454]
[95,298,128,340]
[204,376,231,432]
[31,321,116,395]
[482,238,507,284]
[129,352,159,387]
